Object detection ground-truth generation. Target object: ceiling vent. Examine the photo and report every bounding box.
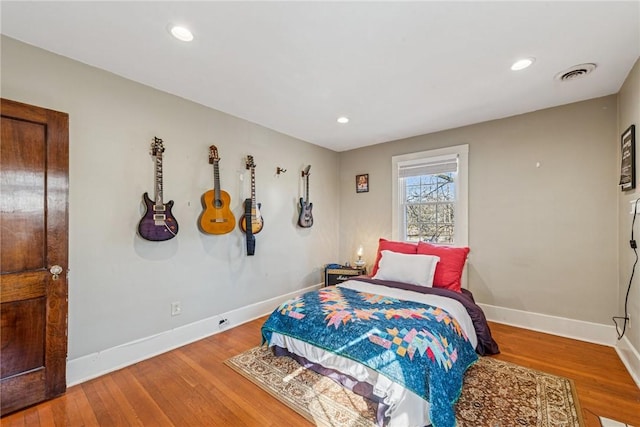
[555,63,597,81]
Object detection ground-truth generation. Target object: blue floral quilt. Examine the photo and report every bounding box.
[261,285,478,427]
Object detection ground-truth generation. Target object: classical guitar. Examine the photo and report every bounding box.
[199,145,235,234]
[138,137,179,241]
[298,165,313,228]
[240,155,263,255]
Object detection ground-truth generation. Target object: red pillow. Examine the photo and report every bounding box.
[416,242,470,292]
[371,238,418,276]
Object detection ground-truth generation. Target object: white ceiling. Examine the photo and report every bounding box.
[2,1,639,152]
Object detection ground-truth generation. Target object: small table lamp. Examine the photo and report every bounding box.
[354,245,366,268]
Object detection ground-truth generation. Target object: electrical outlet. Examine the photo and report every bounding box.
[171,301,182,316]
[218,318,229,329]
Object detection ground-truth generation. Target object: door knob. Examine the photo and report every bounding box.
[50,265,63,280]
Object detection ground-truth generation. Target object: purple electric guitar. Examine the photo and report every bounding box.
[138,137,179,241]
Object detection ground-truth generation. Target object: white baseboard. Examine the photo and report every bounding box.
[615,335,640,388]
[67,284,321,386]
[480,303,640,386]
[478,303,617,347]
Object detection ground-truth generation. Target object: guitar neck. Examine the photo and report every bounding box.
[213,159,221,202]
[250,167,257,212]
[155,154,164,209]
[305,172,310,203]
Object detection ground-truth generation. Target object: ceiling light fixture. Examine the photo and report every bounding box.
[337,116,349,124]
[170,25,194,42]
[511,57,535,71]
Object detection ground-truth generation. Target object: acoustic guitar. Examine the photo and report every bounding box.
[138,137,179,241]
[199,145,235,234]
[240,155,263,255]
[298,165,313,228]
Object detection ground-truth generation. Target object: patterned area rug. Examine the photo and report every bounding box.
[225,346,584,427]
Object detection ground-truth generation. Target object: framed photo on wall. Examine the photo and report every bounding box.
[620,124,636,191]
[356,173,369,193]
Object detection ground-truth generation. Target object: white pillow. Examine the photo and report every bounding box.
[372,250,440,287]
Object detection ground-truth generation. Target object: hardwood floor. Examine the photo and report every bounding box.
[2,318,639,426]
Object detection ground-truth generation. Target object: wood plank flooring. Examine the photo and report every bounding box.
[2,318,639,426]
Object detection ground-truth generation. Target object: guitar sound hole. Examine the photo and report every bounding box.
[214,199,223,209]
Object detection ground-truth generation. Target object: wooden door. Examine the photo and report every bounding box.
[0,98,69,415]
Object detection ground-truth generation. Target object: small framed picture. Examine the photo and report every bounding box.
[620,124,636,191]
[356,173,369,193]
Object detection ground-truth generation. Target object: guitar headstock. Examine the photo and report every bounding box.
[209,145,220,164]
[246,155,256,170]
[150,137,165,156]
[302,165,311,177]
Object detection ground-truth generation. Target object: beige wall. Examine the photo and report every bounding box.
[1,36,340,359]
[2,33,633,363]
[618,58,640,353]
[339,96,619,325]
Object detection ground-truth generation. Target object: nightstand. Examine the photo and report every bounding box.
[324,265,366,287]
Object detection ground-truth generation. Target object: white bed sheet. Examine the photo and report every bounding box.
[268,279,478,427]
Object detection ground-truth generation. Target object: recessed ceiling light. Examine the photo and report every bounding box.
[511,57,535,71]
[170,25,194,42]
[337,116,349,124]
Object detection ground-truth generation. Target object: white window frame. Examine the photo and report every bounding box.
[391,144,468,246]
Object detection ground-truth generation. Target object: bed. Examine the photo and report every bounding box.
[261,240,499,427]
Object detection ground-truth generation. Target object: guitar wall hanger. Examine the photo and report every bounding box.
[276,167,287,175]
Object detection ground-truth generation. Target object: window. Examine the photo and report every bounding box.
[392,145,468,245]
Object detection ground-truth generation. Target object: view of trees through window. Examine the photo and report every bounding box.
[403,172,455,243]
